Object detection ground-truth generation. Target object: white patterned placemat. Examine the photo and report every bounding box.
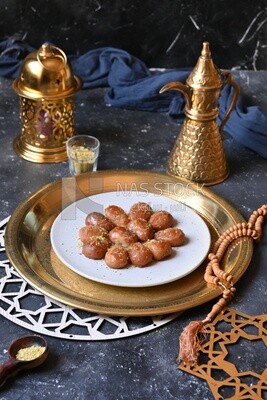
[0,217,178,340]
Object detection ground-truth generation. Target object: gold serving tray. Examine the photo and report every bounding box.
[5,170,253,316]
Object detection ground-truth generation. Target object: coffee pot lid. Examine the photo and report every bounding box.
[186,42,223,89]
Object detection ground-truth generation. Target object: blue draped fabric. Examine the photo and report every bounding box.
[0,39,266,158]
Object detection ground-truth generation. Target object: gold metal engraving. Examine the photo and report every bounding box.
[4,170,253,316]
[12,43,82,163]
[160,42,240,185]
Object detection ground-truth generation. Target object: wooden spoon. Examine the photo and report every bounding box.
[0,335,48,388]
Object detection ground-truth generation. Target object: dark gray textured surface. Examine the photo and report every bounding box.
[0,71,266,400]
[0,0,266,70]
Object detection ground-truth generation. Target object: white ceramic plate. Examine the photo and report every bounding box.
[50,191,211,287]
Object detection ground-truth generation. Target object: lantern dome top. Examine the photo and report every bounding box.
[12,43,82,99]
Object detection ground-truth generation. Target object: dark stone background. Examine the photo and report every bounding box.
[0,0,266,70]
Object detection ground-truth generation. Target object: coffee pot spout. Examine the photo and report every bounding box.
[160,81,192,109]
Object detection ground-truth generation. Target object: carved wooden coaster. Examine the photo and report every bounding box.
[179,308,267,400]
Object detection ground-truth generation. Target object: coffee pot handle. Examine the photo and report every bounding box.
[219,72,240,133]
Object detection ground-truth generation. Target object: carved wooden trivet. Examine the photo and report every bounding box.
[180,308,267,400]
[177,204,267,399]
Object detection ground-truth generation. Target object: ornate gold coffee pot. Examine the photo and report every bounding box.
[160,42,240,185]
[12,43,82,163]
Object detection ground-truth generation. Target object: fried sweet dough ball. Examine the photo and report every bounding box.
[79,225,108,244]
[127,218,154,242]
[109,226,138,247]
[149,210,174,231]
[128,242,153,267]
[105,246,129,269]
[104,205,129,228]
[144,239,172,261]
[85,212,114,232]
[129,202,153,221]
[154,227,185,246]
[82,236,111,259]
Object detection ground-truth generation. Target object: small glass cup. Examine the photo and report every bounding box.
[66,135,100,175]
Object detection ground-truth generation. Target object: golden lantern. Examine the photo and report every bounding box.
[12,43,82,163]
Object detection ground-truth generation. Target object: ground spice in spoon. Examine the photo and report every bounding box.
[16,345,46,361]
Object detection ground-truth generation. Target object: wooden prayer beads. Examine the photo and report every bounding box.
[178,204,267,367]
[203,205,267,322]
